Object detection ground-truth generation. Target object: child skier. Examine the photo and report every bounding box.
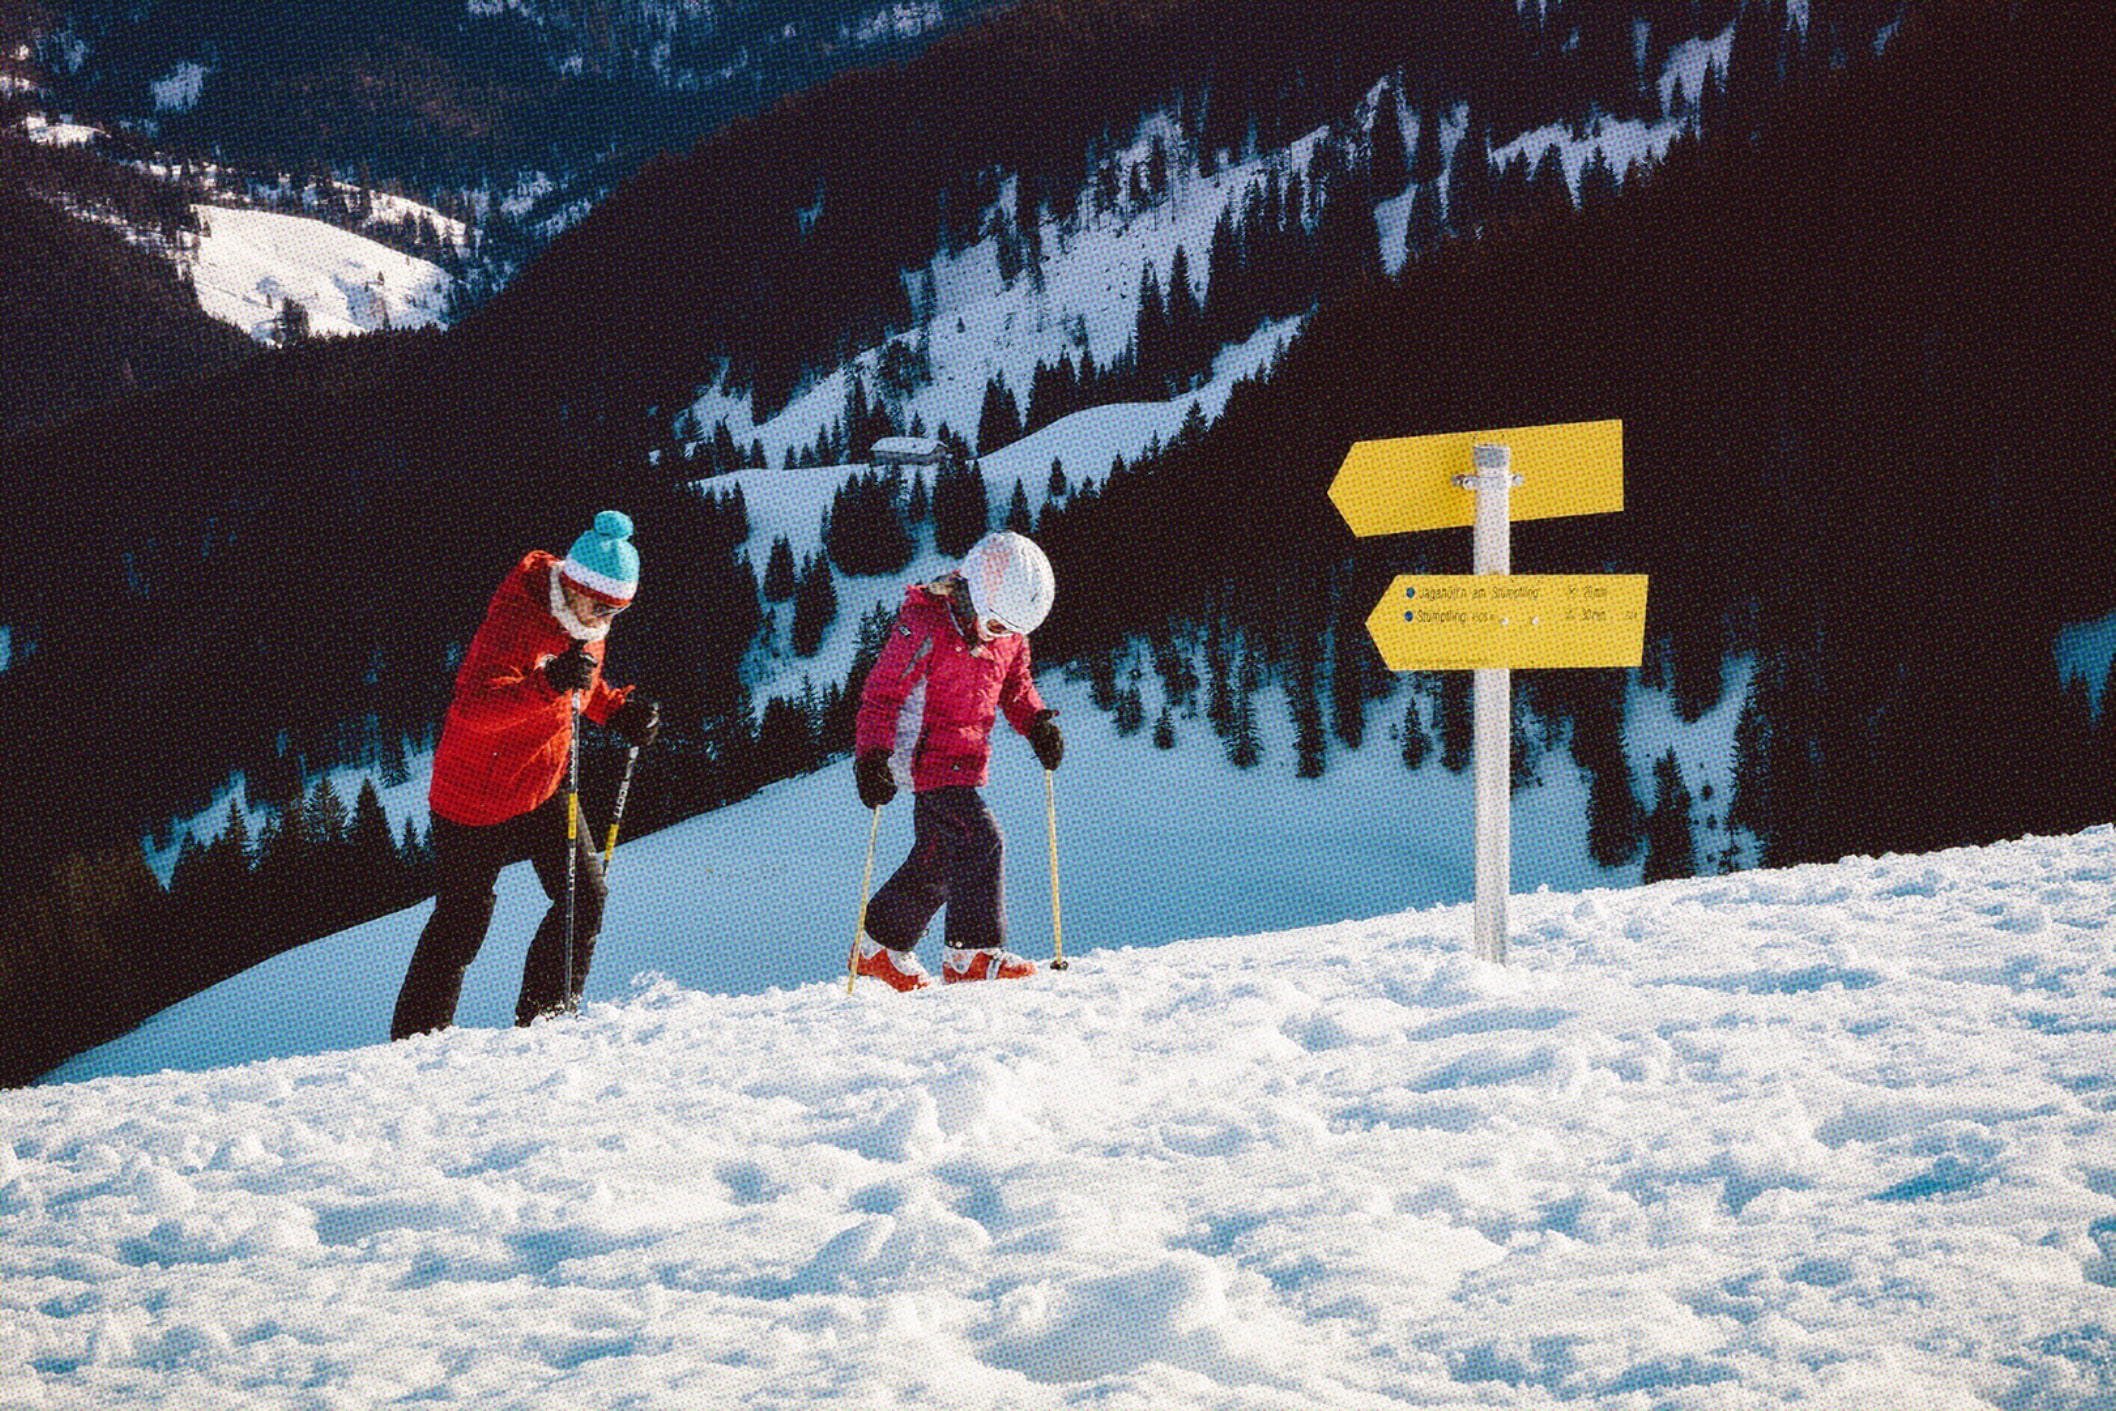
[391,510,662,1038]
[853,529,1064,989]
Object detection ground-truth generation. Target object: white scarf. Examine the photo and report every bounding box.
[549,563,612,643]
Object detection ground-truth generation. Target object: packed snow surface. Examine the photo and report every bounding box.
[8,826,2115,1408]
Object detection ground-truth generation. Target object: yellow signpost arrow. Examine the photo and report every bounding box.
[1329,418,1624,536]
[1365,574,1649,671]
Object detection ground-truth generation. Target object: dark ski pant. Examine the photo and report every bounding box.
[391,787,606,1039]
[865,785,1007,953]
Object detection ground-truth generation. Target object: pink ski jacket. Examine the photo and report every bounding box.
[856,577,1048,792]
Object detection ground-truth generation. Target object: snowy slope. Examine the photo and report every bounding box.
[93,651,1750,1083]
[187,203,453,341]
[685,69,1706,470]
[9,826,2114,1409]
[127,354,1752,1059]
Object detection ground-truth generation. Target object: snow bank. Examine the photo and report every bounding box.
[8,826,2114,1408]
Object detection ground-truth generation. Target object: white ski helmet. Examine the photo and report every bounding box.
[961,530,1055,635]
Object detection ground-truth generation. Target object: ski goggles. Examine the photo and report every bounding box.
[579,596,631,620]
[979,615,1021,640]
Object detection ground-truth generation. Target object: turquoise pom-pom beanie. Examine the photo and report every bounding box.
[560,510,640,605]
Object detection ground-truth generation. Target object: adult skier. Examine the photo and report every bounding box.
[853,529,1064,990]
[391,510,662,1038]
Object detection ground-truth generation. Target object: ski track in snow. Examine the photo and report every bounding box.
[6,826,2115,1408]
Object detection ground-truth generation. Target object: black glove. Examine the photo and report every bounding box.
[543,644,596,695]
[609,695,661,749]
[1027,709,1064,771]
[855,749,898,809]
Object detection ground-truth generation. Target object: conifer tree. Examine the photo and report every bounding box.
[1698,56,1729,137]
[1578,147,1620,214]
[791,553,837,657]
[1409,100,1446,189]
[253,789,310,910]
[763,535,798,601]
[1293,661,1326,779]
[1511,690,1543,794]
[976,374,1023,456]
[1405,182,1444,260]
[379,731,411,788]
[703,677,758,801]
[306,776,349,849]
[1371,85,1410,195]
[169,830,208,901]
[399,818,430,884]
[757,695,816,775]
[1005,480,1034,533]
[204,798,253,893]
[1204,206,1244,348]
[1228,662,1264,769]
[1166,244,1204,390]
[1206,629,1236,738]
[1330,597,1371,749]
[1528,143,1572,219]
[932,459,991,558]
[1115,684,1145,736]
[349,778,400,907]
[994,212,1023,286]
[1400,694,1432,770]
[1154,704,1176,750]
[1439,673,1472,772]
[1643,750,1699,882]
[1586,756,1643,867]
[1726,0,1786,139]
[1446,115,1491,235]
[349,778,393,862]
[1135,261,1168,396]
[1570,671,1643,867]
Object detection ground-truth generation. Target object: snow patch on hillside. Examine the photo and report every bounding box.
[18,112,96,145]
[149,61,209,113]
[189,203,453,341]
[683,34,1717,475]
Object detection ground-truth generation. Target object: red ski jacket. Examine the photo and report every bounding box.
[429,550,631,827]
[857,577,1047,792]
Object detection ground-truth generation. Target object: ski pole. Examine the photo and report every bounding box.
[602,744,640,872]
[1045,768,1068,971]
[564,690,581,1016]
[847,805,882,994]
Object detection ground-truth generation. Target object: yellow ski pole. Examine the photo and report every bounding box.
[563,690,582,1015]
[1045,768,1068,971]
[601,745,640,871]
[846,805,882,994]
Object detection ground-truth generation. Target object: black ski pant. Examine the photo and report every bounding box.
[390,787,607,1039]
[864,785,1007,953]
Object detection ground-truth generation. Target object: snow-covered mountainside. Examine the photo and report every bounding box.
[186,203,452,340]
[684,27,1738,467]
[10,105,464,341]
[11,825,2114,1407]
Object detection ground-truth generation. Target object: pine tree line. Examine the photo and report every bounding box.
[163,777,434,1002]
